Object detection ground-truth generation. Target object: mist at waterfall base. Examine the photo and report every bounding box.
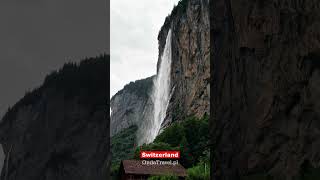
[138,30,173,145]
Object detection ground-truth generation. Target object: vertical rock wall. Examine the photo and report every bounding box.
[158,0,210,128]
[211,0,320,179]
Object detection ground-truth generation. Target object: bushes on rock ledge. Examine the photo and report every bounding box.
[137,115,209,169]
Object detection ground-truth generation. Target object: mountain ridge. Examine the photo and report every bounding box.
[0,54,109,180]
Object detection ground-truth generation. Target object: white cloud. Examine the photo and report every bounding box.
[110,0,180,98]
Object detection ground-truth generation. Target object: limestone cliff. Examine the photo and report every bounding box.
[211,0,320,179]
[110,76,154,137]
[0,55,109,180]
[158,0,210,127]
[110,0,210,145]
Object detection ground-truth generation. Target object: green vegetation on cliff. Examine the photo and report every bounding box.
[111,125,137,165]
[153,115,209,168]
[110,125,138,177]
[2,54,108,123]
[110,115,209,179]
[135,115,210,180]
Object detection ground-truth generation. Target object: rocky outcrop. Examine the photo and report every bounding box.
[0,56,109,180]
[158,0,210,127]
[211,0,320,179]
[110,76,154,136]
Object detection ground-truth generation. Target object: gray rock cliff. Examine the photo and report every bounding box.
[110,76,154,137]
[158,0,210,127]
[110,0,210,139]
[211,0,320,179]
[0,146,3,176]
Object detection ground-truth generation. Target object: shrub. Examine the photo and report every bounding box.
[111,125,138,165]
[110,163,120,179]
[187,162,210,180]
[153,115,209,168]
[299,160,320,180]
[154,123,185,147]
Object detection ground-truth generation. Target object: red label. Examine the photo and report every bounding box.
[140,151,180,159]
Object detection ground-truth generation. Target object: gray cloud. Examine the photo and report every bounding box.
[110,0,180,98]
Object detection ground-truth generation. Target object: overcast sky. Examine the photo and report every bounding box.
[110,0,180,98]
[0,0,109,119]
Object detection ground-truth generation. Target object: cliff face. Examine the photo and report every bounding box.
[211,0,320,179]
[0,56,109,180]
[110,0,210,142]
[158,0,210,127]
[110,76,154,136]
[0,146,3,176]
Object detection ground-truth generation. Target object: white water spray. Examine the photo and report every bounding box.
[139,29,172,145]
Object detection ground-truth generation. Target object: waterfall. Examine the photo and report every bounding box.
[138,29,172,145]
[150,29,173,143]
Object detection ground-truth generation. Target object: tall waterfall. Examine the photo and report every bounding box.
[138,29,172,145]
